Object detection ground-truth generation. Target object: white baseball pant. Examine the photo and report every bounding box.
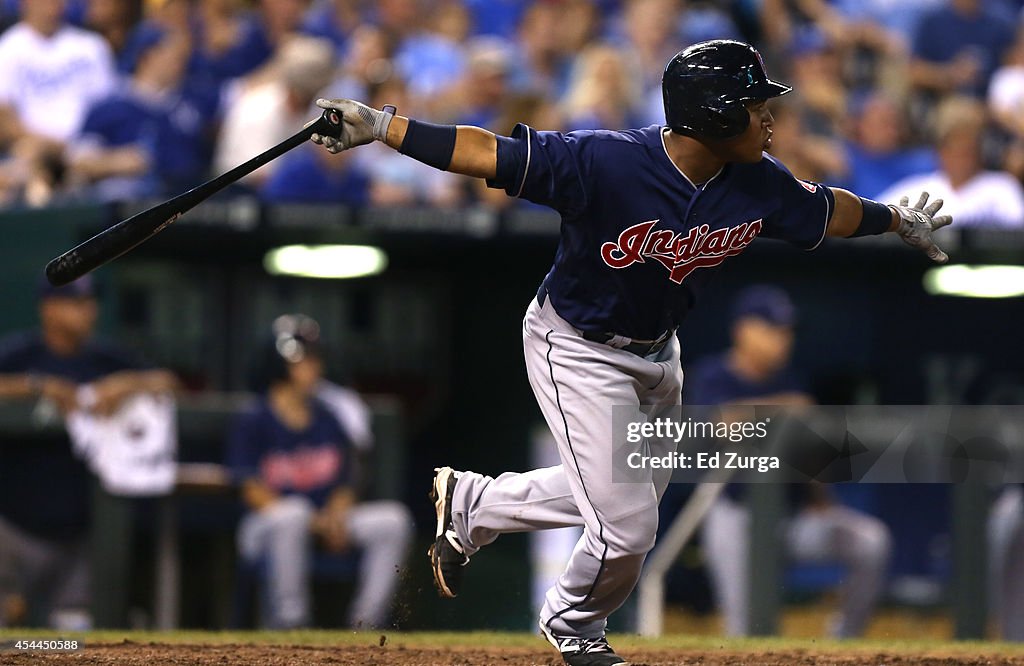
[237,495,413,629]
[702,494,891,637]
[450,295,683,638]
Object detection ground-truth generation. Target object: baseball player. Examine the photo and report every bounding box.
[310,40,952,666]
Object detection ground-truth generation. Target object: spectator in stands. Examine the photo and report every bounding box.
[323,25,397,105]
[618,0,683,125]
[764,94,846,184]
[261,143,370,205]
[783,26,848,138]
[760,0,902,72]
[991,27,1024,135]
[909,0,1015,99]
[559,0,601,59]
[214,35,335,186]
[84,0,142,60]
[827,0,943,48]
[690,286,891,638]
[507,0,577,99]
[228,314,412,629]
[68,30,208,200]
[0,0,117,204]
[878,97,1024,228]
[437,37,514,128]
[562,43,644,132]
[302,0,362,53]
[990,28,1024,182]
[463,0,528,40]
[838,92,937,200]
[0,275,178,630]
[378,0,466,107]
[353,76,464,207]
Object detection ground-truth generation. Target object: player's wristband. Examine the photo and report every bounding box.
[399,120,457,171]
[372,104,396,142]
[852,197,894,237]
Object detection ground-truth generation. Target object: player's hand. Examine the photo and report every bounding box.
[308,99,394,153]
[38,376,78,414]
[312,509,350,552]
[890,191,953,263]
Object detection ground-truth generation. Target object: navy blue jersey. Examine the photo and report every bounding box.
[227,398,353,509]
[490,125,835,339]
[0,332,140,540]
[685,352,806,405]
[686,351,811,506]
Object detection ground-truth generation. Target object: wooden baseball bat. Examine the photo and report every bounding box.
[45,107,344,286]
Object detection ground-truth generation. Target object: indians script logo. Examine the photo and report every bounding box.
[600,219,763,283]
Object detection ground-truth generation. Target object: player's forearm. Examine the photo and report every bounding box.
[95,369,180,396]
[241,479,279,512]
[826,187,898,238]
[382,115,498,179]
[70,147,149,181]
[0,374,40,399]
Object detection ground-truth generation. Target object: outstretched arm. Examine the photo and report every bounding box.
[826,187,953,263]
[309,99,499,179]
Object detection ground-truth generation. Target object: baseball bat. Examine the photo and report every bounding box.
[44,107,344,286]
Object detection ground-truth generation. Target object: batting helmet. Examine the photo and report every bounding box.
[249,314,323,392]
[662,40,791,140]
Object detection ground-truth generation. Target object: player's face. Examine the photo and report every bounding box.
[40,297,98,345]
[735,317,793,373]
[288,354,324,396]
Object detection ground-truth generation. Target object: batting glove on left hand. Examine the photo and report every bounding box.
[308,98,394,153]
[890,191,954,263]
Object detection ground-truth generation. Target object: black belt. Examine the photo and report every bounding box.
[581,330,671,358]
[537,288,672,358]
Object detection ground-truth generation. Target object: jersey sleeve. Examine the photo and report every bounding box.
[759,155,835,250]
[487,123,591,215]
[226,410,265,483]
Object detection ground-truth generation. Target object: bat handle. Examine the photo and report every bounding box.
[311,107,344,140]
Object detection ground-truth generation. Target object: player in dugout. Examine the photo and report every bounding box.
[308,40,952,666]
[227,314,413,630]
[0,275,179,630]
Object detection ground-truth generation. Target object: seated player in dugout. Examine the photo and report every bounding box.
[309,40,951,666]
[685,286,891,638]
[226,315,412,630]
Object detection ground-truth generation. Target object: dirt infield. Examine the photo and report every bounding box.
[7,640,1024,666]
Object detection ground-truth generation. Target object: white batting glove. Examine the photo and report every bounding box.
[309,98,394,153]
[890,191,954,263]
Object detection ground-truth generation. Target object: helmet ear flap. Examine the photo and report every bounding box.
[705,104,750,138]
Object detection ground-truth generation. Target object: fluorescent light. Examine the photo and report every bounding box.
[923,264,1024,298]
[264,245,388,279]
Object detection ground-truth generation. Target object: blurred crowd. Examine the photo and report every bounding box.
[1,0,1024,225]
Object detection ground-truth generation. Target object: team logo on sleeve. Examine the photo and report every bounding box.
[600,218,763,283]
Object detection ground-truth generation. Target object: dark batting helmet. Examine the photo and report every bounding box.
[249,314,323,392]
[662,40,791,140]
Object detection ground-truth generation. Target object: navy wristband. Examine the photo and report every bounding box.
[399,119,457,171]
[853,197,893,237]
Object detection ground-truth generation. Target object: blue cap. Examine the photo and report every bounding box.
[38,274,96,300]
[731,285,795,327]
